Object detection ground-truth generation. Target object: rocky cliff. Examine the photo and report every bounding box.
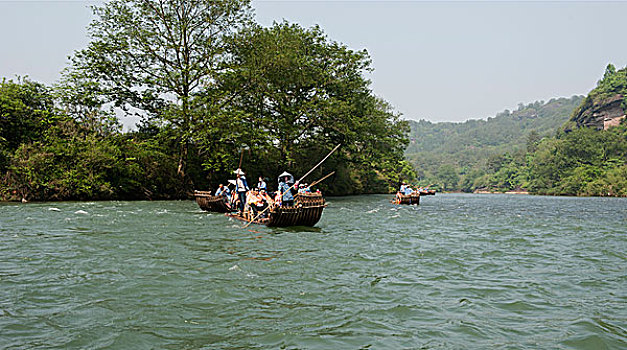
[570,94,625,130]
[568,64,627,130]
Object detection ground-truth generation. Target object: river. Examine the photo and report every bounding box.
[1,194,625,349]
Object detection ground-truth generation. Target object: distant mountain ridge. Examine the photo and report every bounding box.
[405,95,584,180]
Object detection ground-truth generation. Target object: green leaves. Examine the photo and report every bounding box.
[0,78,58,172]
[528,126,627,195]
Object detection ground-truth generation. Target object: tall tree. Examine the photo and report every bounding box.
[221,23,372,163]
[68,0,252,178]
[216,22,410,191]
[0,78,56,172]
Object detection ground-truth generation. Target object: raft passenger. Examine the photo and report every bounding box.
[399,182,407,193]
[403,185,414,195]
[257,176,267,191]
[255,189,270,217]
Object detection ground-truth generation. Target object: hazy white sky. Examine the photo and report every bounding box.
[1,0,626,122]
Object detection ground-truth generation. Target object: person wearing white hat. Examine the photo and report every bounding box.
[234,168,249,214]
[278,171,297,207]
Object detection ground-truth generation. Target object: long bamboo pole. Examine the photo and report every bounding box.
[238,148,245,169]
[241,144,341,228]
[296,144,341,184]
[307,171,335,189]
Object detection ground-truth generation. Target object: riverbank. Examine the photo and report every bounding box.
[473,190,530,195]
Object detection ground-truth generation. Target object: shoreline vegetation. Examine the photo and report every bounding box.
[1,1,626,202]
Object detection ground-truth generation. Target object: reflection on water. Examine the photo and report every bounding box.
[0,194,626,349]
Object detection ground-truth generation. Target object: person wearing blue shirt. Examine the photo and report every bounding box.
[215,184,231,201]
[257,176,267,191]
[278,171,296,207]
[215,184,226,196]
[404,186,414,195]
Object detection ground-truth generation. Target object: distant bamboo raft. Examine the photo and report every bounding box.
[227,192,326,227]
[194,190,232,213]
[419,189,436,196]
[393,193,420,205]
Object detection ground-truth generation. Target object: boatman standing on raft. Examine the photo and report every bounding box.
[235,168,249,214]
[278,171,297,207]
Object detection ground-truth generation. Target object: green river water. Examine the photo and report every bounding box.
[1,194,625,349]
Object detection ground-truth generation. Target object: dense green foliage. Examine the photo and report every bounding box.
[528,126,627,196]
[0,1,410,201]
[465,125,627,196]
[0,79,189,201]
[68,0,253,178]
[0,79,57,173]
[405,65,627,197]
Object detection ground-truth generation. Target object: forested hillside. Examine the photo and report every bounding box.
[405,96,584,189]
[406,64,627,197]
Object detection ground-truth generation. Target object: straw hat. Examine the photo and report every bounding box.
[278,171,294,184]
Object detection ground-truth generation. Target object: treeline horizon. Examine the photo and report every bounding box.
[0,0,413,202]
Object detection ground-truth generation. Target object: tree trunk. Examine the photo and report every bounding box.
[177,141,188,178]
[178,93,190,179]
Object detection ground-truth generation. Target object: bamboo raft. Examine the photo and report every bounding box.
[194,190,232,213]
[392,192,420,205]
[227,192,326,227]
[419,189,436,196]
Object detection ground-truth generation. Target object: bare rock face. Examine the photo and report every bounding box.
[572,94,626,130]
